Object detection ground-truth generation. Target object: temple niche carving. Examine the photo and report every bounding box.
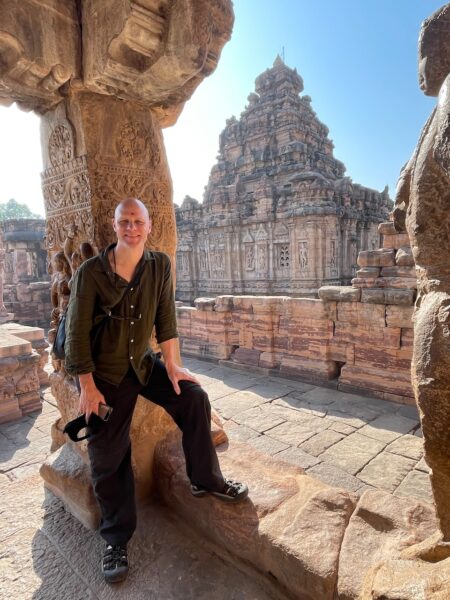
[175,57,392,302]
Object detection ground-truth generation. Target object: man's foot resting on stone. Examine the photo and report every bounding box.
[102,543,129,583]
[191,478,248,502]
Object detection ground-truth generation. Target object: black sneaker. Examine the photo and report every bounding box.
[102,544,129,583]
[191,478,248,503]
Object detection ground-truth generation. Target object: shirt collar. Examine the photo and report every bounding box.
[94,243,156,272]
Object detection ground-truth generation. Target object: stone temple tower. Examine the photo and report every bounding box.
[175,56,392,302]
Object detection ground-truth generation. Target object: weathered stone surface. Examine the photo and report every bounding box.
[358,452,417,493]
[0,476,280,600]
[357,249,395,268]
[40,444,100,531]
[320,433,386,475]
[382,233,411,249]
[394,469,433,503]
[155,434,357,600]
[338,489,438,599]
[395,245,414,266]
[391,3,450,542]
[318,285,361,302]
[300,429,345,456]
[360,557,450,600]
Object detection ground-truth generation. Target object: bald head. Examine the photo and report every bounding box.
[112,197,152,248]
[114,197,150,221]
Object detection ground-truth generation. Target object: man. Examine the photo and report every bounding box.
[64,198,248,583]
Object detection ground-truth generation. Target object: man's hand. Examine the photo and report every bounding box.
[78,373,106,422]
[166,363,200,395]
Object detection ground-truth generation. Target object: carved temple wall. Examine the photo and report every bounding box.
[177,221,416,405]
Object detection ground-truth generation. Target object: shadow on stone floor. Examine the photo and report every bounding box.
[26,487,284,600]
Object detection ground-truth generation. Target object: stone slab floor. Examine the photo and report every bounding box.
[0,359,432,599]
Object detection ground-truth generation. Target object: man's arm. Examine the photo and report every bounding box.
[155,255,199,394]
[159,337,199,395]
[65,265,106,420]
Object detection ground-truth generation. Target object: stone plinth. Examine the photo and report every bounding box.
[153,429,442,600]
[0,323,49,423]
[177,220,416,405]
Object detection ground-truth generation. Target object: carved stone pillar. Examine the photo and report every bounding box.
[41,92,176,262]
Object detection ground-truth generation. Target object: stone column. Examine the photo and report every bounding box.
[41,92,176,262]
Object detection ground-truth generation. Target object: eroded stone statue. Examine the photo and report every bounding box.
[393,2,450,550]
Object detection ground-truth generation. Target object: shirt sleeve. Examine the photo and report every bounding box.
[154,254,179,344]
[64,265,98,376]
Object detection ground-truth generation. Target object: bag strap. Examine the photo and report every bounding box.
[103,258,146,316]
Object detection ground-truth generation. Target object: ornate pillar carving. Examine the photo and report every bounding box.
[40,92,176,261]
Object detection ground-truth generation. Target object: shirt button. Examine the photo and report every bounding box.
[131,305,134,308]
[130,288,134,291]
[130,339,134,343]
[130,356,134,360]
[131,321,134,325]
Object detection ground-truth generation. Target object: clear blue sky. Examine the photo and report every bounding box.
[0,0,444,216]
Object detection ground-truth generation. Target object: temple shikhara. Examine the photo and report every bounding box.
[175,57,392,303]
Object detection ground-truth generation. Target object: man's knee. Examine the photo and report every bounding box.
[179,383,210,413]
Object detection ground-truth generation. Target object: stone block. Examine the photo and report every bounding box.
[231,347,261,366]
[378,221,397,235]
[385,305,413,328]
[194,297,216,311]
[380,266,416,278]
[320,433,386,475]
[155,435,357,600]
[336,302,385,327]
[352,276,417,290]
[357,249,395,267]
[360,288,386,304]
[354,345,412,372]
[356,267,381,278]
[384,288,416,305]
[400,328,414,349]
[214,295,235,312]
[333,323,401,349]
[358,452,417,492]
[280,355,340,381]
[40,444,101,531]
[338,489,437,600]
[327,341,355,364]
[286,297,336,320]
[339,364,413,397]
[318,286,361,302]
[395,245,414,266]
[382,233,411,249]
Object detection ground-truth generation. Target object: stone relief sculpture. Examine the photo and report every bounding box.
[393,3,450,553]
[245,245,255,270]
[299,241,309,269]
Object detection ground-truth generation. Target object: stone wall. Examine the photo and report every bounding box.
[0,219,51,327]
[177,221,416,405]
[0,323,49,424]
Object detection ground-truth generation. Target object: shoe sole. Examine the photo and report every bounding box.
[191,488,248,503]
[103,568,129,584]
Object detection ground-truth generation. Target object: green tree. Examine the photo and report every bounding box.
[0,198,41,220]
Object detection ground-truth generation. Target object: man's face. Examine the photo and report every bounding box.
[113,202,151,248]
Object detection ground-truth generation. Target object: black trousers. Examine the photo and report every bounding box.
[86,359,225,545]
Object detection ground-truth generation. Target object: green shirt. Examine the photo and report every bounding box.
[64,244,178,386]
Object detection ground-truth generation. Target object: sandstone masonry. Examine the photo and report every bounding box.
[176,57,392,302]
